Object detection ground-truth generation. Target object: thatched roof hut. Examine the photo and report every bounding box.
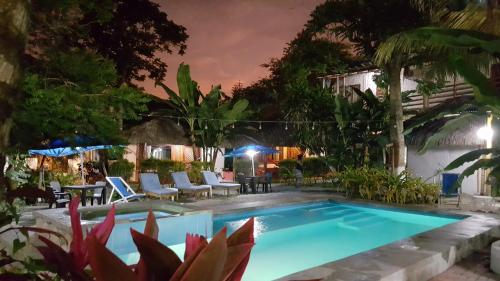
[404,96,488,148]
[123,118,189,145]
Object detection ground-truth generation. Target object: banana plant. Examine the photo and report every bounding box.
[156,64,249,165]
[196,86,250,170]
[156,63,203,157]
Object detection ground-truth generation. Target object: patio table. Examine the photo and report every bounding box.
[62,183,107,206]
[245,176,263,194]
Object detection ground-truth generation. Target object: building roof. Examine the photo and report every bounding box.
[404,96,487,148]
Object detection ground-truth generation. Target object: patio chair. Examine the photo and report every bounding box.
[258,172,273,193]
[49,181,71,198]
[237,173,248,194]
[140,173,178,201]
[201,171,240,196]
[89,181,105,206]
[171,171,211,198]
[105,177,145,204]
[439,173,461,207]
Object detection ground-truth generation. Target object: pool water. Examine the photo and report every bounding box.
[95,211,172,221]
[213,201,461,281]
[108,201,461,281]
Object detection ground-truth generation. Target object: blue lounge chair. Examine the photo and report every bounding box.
[201,171,240,196]
[439,173,461,207]
[106,177,145,204]
[140,173,178,201]
[171,172,211,198]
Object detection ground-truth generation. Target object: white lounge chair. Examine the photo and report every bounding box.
[140,173,178,201]
[201,171,240,196]
[106,177,145,204]
[171,171,211,198]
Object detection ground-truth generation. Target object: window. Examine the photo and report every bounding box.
[151,146,171,160]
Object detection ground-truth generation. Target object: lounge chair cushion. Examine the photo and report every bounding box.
[140,173,178,195]
[202,171,239,190]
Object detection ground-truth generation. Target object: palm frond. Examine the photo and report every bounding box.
[455,157,500,188]
[445,6,500,36]
[445,148,500,170]
[418,113,480,153]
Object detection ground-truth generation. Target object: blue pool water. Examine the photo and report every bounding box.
[107,201,461,281]
[213,201,461,281]
[95,211,172,221]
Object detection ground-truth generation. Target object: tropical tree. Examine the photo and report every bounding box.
[12,50,150,150]
[29,0,188,85]
[375,1,500,193]
[197,88,250,169]
[0,0,29,193]
[157,63,250,166]
[305,0,429,174]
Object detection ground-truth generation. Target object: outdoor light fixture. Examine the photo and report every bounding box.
[259,122,262,130]
[245,149,259,176]
[477,125,494,141]
[177,117,180,126]
[285,122,288,130]
[312,122,315,130]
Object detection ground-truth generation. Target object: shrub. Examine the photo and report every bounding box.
[303,157,329,178]
[337,168,439,204]
[140,158,185,184]
[188,161,210,184]
[108,159,135,180]
[233,158,254,176]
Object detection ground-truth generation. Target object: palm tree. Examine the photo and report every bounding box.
[305,0,429,174]
[0,0,29,193]
[375,1,500,194]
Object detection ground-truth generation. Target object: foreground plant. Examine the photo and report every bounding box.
[88,210,255,281]
[0,197,256,281]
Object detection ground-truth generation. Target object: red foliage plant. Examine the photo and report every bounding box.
[88,208,255,281]
[33,197,255,281]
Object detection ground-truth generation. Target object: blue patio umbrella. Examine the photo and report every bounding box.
[29,145,114,184]
[224,145,278,158]
[224,145,279,176]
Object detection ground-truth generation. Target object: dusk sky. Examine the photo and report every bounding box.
[143,0,323,97]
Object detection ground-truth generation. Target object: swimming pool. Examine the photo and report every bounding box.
[108,201,461,280]
[215,201,461,281]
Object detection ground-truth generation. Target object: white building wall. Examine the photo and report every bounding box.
[407,146,480,194]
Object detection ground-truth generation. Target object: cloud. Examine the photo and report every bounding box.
[144,0,323,96]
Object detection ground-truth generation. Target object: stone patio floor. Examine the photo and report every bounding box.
[15,184,500,280]
[431,245,500,281]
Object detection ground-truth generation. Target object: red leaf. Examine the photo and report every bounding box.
[68,197,86,270]
[224,218,255,281]
[36,236,89,281]
[143,210,158,239]
[86,204,116,245]
[135,209,159,279]
[130,229,182,281]
[173,228,228,281]
[221,243,254,281]
[169,239,207,281]
[87,235,136,281]
[184,234,208,260]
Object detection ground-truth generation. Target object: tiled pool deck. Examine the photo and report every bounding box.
[26,188,500,280]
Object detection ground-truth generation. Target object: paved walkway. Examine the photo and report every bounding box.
[431,246,500,281]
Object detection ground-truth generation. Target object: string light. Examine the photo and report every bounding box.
[259,122,262,130]
[285,122,288,130]
[204,122,208,130]
[312,122,315,130]
[141,114,389,126]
